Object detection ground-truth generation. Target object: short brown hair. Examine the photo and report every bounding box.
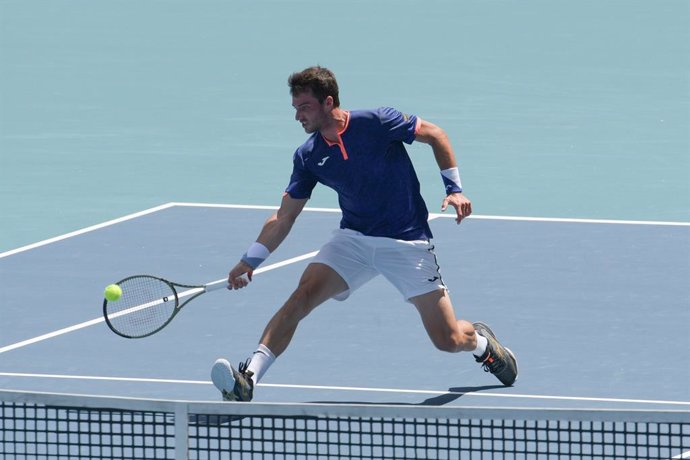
[288,66,340,107]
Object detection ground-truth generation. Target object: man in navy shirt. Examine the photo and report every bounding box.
[211,67,517,402]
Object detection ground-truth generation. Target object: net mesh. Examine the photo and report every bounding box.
[103,276,178,338]
[189,414,689,459]
[1,393,688,459]
[0,401,174,459]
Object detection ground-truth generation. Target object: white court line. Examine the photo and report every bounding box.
[673,452,690,459]
[431,213,690,227]
[0,203,177,259]
[170,201,342,214]
[2,202,687,261]
[170,201,690,226]
[1,372,689,407]
[0,251,318,355]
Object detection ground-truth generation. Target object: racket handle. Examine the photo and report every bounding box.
[205,274,250,292]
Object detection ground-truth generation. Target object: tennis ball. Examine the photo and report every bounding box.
[104,284,122,302]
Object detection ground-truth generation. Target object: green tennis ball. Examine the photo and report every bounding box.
[104,284,123,302]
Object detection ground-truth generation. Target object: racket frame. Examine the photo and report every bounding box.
[103,275,226,339]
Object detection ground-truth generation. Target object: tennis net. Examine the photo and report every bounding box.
[1,389,688,459]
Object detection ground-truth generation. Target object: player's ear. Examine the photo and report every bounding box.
[323,95,334,110]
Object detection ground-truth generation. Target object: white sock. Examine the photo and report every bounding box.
[473,333,488,357]
[246,344,276,385]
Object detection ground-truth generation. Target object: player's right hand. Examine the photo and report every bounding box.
[228,261,253,290]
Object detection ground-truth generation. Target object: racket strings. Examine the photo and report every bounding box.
[105,276,177,337]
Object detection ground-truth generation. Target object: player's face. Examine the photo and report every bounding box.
[292,91,329,134]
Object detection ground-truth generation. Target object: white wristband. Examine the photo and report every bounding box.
[441,167,463,194]
[241,242,271,269]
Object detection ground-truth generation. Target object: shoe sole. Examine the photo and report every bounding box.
[474,322,519,384]
[504,347,519,384]
[211,359,236,395]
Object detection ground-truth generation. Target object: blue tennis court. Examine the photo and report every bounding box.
[1,203,688,412]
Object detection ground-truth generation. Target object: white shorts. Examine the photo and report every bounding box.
[312,228,448,302]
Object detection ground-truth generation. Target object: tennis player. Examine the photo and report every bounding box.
[212,66,517,402]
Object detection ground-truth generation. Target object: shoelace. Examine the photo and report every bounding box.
[479,352,505,374]
[238,358,251,376]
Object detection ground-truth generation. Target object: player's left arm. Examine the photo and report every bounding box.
[414,118,472,224]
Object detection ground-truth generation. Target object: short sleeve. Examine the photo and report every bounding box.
[377,107,419,145]
[284,150,318,199]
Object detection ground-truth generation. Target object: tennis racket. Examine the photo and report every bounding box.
[103,275,241,339]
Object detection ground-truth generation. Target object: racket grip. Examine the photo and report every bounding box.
[205,274,249,292]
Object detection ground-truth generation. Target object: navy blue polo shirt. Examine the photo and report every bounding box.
[285,107,432,241]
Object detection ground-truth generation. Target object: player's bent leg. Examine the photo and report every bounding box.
[212,263,348,402]
[411,289,477,353]
[411,290,518,386]
[259,262,348,357]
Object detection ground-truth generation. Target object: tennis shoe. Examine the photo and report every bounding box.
[211,358,254,402]
[473,322,518,386]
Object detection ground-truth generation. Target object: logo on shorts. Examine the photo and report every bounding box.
[428,276,440,282]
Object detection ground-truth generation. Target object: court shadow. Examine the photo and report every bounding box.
[308,384,506,407]
[418,385,506,406]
